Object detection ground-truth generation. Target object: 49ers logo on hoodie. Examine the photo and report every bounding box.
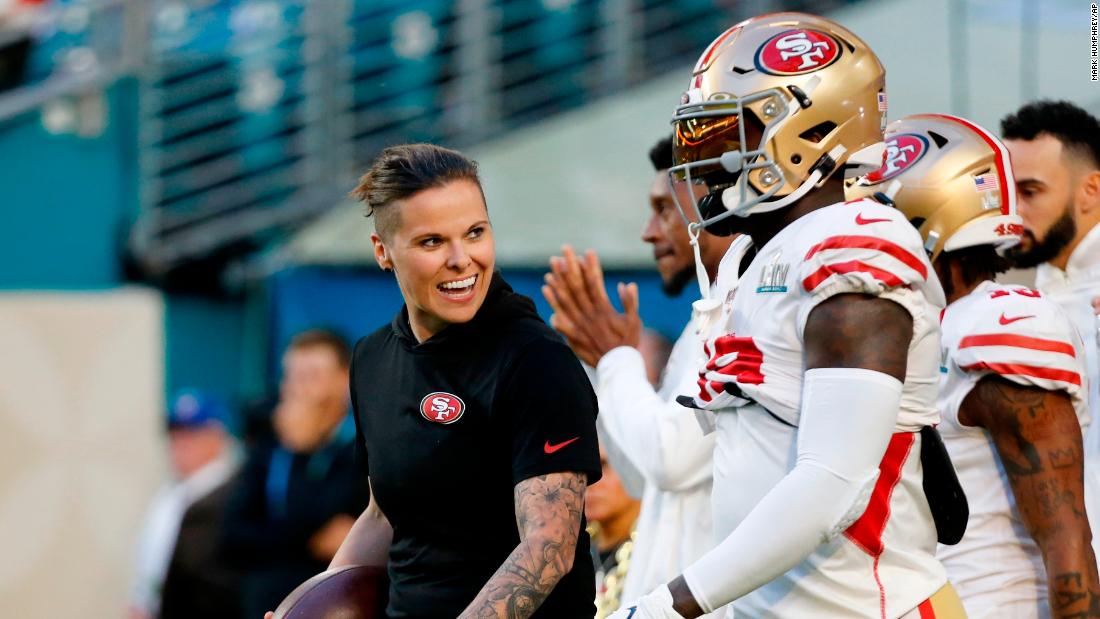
[420,392,465,424]
[755,29,841,76]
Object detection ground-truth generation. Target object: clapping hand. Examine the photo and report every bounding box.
[542,246,642,366]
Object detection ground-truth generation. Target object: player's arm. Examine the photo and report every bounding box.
[596,358,716,490]
[613,293,910,618]
[458,471,587,619]
[961,377,1100,618]
[328,480,392,569]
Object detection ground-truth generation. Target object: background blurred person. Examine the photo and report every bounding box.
[587,444,642,619]
[1002,100,1100,566]
[222,329,366,619]
[637,328,673,388]
[128,389,242,619]
[543,136,743,613]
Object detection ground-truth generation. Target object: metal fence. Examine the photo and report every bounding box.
[3,0,861,280]
[0,0,145,130]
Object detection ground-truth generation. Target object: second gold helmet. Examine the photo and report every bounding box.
[844,113,1021,260]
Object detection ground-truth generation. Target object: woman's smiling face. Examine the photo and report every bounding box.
[373,179,495,341]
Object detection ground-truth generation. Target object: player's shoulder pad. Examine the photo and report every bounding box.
[952,282,1082,349]
[715,233,755,292]
[796,198,932,296]
[950,283,1085,389]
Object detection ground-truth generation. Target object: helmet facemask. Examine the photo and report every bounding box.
[669,88,791,236]
[668,14,887,237]
[668,12,888,329]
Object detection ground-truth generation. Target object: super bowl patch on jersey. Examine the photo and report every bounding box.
[757,252,790,293]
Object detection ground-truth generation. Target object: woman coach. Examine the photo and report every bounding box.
[330,143,601,618]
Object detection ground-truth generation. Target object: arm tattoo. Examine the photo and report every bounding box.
[962,376,1100,618]
[459,472,587,619]
[966,379,1046,477]
[1052,572,1100,618]
[804,293,913,380]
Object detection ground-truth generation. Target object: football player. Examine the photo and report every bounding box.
[609,13,963,618]
[847,114,1099,618]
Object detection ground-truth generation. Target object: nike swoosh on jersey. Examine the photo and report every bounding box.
[543,437,580,454]
[855,213,892,225]
[999,313,1035,325]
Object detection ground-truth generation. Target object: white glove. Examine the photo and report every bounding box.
[606,584,686,619]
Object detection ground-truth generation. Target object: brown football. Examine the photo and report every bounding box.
[272,565,388,619]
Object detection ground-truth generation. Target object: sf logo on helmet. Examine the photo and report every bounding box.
[863,134,929,184]
[755,29,841,75]
[420,392,465,425]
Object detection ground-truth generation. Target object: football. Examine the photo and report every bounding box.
[272,565,388,619]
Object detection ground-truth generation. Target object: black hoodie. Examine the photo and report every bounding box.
[351,273,601,619]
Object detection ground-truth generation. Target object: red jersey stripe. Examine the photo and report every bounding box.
[846,433,916,619]
[959,334,1076,357]
[805,235,928,279]
[801,260,907,292]
[917,598,937,619]
[845,432,916,558]
[961,361,1082,386]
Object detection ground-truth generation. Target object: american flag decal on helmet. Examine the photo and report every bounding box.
[974,173,1000,192]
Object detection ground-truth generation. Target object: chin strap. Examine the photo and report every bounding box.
[689,222,710,300]
[687,225,757,342]
[688,222,723,337]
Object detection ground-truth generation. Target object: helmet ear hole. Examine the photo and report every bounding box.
[799,121,838,144]
[833,34,858,53]
[927,131,949,149]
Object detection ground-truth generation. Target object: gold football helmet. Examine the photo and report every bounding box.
[844,113,1021,260]
[670,12,886,230]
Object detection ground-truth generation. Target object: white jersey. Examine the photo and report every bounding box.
[937,281,1090,618]
[701,198,948,618]
[1034,222,1100,568]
